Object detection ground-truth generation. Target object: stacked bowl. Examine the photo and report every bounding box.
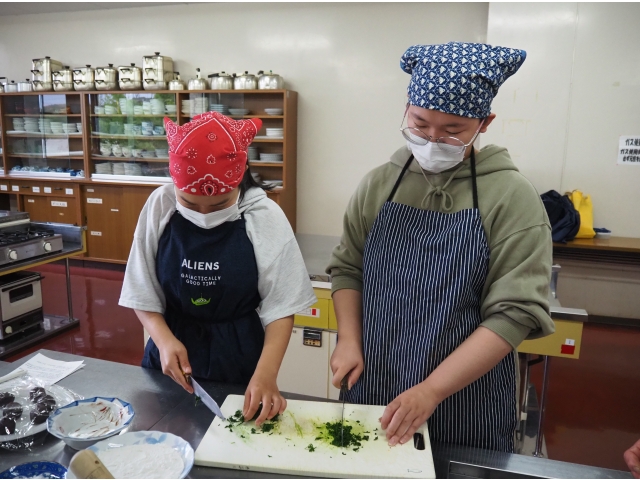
[12,118,25,131]
[95,162,113,174]
[124,163,143,176]
[24,118,40,133]
[112,163,126,175]
[38,118,53,134]
[266,128,283,139]
[259,153,283,163]
[248,146,259,162]
[62,123,77,134]
[209,103,228,115]
[150,99,164,115]
[181,100,192,116]
[229,108,250,116]
[104,105,117,115]
[264,108,283,116]
[50,122,65,135]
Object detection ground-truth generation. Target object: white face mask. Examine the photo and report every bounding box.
[406,137,466,173]
[176,195,239,229]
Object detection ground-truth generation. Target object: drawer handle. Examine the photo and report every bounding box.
[54,187,63,191]
[21,186,30,189]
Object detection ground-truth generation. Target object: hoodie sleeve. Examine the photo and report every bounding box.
[479,184,556,349]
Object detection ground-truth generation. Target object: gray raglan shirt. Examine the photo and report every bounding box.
[119,184,317,327]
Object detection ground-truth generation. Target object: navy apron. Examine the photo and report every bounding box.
[344,152,517,452]
[142,211,265,384]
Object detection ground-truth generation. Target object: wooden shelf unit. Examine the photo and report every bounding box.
[0,89,299,263]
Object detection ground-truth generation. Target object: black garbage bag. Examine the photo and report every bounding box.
[540,190,580,243]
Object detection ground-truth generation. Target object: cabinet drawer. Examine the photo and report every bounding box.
[294,298,329,329]
[23,196,51,222]
[49,197,77,224]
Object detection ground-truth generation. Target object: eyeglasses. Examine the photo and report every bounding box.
[400,110,485,154]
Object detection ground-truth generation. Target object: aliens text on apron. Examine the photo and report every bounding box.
[344,153,518,452]
[142,211,265,384]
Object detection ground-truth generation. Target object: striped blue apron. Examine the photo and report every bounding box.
[344,152,517,452]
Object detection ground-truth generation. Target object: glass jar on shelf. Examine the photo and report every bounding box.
[88,91,176,182]
[1,93,85,179]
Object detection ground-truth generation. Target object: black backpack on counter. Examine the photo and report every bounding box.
[540,190,580,243]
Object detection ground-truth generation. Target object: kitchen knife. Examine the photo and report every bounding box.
[186,374,226,421]
[340,375,348,448]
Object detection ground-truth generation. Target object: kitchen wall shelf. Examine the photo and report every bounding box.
[0,89,298,264]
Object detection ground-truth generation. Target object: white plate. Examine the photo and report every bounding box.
[65,431,193,479]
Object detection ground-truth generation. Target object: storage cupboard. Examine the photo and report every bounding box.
[0,89,299,263]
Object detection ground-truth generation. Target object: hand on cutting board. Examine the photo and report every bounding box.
[330,339,364,390]
[156,335,193,394]
[625,438,640,478]
[380,383,441,446]
[243,372,287,427]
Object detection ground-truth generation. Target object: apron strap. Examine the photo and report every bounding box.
[470,148,479,210]
[387,151,480,210]
[387,154,414,203]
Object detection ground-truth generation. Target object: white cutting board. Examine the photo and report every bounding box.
[195,395,435,478]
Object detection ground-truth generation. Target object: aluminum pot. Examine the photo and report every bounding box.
[187,68,208,91]
[208,72,234,90]
[257,70,285,90]
[119,78,142,90]
[32,80,53,92]
[118,63,142,82]
[4,81,18,93]
[142,52,174,83]
[31,56,63,82]
[233,71,257,90]
[17,79,33,92]
[73,80,95,91]
[52,66,73,84]
[53,81,74,92]
[95,80,118,91]
[95,64,118,83]
[73,65,95,84]
[143,79,166,91]
[168,72,186,90]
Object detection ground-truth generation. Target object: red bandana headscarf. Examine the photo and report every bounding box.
[164,112,262,196]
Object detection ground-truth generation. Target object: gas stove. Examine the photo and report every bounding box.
[0,211,64,266]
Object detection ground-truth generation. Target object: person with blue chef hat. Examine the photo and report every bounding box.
[328,42,556,452]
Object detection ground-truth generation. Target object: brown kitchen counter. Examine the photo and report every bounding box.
[553,236,640,264]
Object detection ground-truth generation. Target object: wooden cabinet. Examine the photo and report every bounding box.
[49,196,77,223]
[83,185,126,261]
[23,195,50,222]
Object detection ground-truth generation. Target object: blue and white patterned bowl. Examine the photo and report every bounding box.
[0,462,67,479]
[65,431,194,479]
[47,397,134,450]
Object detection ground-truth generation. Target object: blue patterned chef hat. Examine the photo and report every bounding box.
[401,42,526,118]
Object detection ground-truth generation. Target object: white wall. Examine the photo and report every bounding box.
[0,2,488,236]
[484,2,640,237]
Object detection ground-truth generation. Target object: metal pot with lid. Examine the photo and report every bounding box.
[233,71,258,90]
[32,80,53,92]
[53,79,74,92]
[118,63,142,90]
[17,79,33,92]
[4,80,18,93]
[73,65,95,85]
[95,64,118,83]
[257,70,285,90]
[52,66,73,84]
[142,52,174,84]
[187,68,208,91]
[168,72,186,91]
[208,71,234,90]
[31,56,63,82]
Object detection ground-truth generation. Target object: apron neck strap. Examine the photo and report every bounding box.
[387,154,414,203]
[387,151,480,210]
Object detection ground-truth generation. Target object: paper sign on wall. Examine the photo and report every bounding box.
[87,198,102,204]
[51,201,67,207]
[65,189,73,195]
[561,338,576,355]
[12,186,19,192]
[44,187,52,194]
[32,187,40,193]
[27,199,35,203]
[618,136,640,165]
[297,308,321,318]
[0,186,7,191]
[90,231,102,236]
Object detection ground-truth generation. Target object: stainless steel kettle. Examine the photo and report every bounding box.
[168,72,186,90]
[257,70,285,90]
[208,71,234,90]
[187,68,209,90]
[233,71,258,90]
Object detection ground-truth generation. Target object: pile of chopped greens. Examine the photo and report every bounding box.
[313,421,375,451]
[224,408,281,435]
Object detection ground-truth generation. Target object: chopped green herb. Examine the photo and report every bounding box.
[363,436,369,441]
[251,428,257,434]
[374,437,378,441]
[240,435,245,439]
[315,436,322,440]
[321,421,365,448]
[353,447,360,452]
[261,421,277,433]
[306,444,316,452]
[342,452,347,456]
[268,455,272,458]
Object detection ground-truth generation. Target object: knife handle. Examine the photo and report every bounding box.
[340,375,349,392]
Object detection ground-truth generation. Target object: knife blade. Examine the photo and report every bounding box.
[186,375,226,421]
[340,375,348,448]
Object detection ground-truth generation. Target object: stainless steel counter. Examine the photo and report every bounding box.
[0,350,631,478]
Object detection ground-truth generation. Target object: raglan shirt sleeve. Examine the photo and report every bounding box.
[480,178,556,350]
[247,201,317,327]
[118,193,167,314]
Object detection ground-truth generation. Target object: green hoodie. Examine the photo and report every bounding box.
[327,145,555,349]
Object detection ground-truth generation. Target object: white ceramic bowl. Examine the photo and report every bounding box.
[47,397,134,450]
[65,431,194,479]
[264,108,283,115]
